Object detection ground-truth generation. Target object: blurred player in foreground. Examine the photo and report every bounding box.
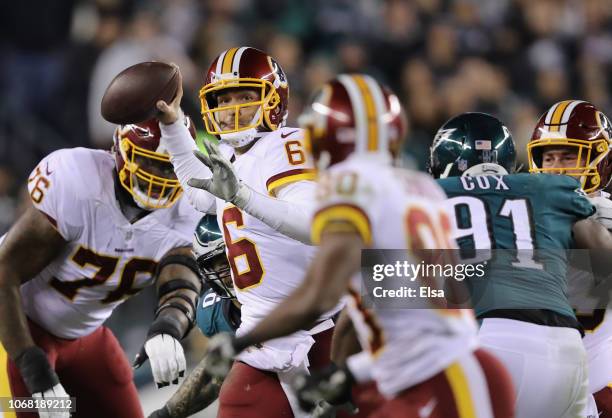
[156,48,341,418]
[0,118,202,418]
[527,100,612,417]
[198,74,516,417]
[149,215,240,418]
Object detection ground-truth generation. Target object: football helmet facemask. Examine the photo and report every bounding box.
[527,100,612,193]
[193,215,234,299]
[199,47,289,148]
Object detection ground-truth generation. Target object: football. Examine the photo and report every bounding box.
[101,61,179,125]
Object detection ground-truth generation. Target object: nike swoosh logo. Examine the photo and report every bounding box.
[418,398,437,418]
[280,130,299,139]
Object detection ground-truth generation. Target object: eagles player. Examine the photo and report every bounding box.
[0,118,202,418]
[527,100,612,417]
[149,215,240,418]
[156,50,340,418]
[429,112,612,417]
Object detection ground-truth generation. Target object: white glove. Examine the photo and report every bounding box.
[204,333,236,378]
[144,334,187,387]
[187,140,250,206]
[589,195,612,230]
[31,382,71,418]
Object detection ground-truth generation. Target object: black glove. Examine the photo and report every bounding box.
[148,405,172,418]
[14,346,59,394]
[293,363,355,412]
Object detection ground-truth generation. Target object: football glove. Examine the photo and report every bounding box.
[203,333,236,378]
[187,140,250,207]
[14,346,71,418]
[292,363,355,413]
[134,334,186,388]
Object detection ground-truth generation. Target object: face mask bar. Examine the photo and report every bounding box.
[527,137,608,193]
[199,78,280,135]
[118,138,182,209]
[197,253,235,299]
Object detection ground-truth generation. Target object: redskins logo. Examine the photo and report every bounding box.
[268,57,288,87]
[596,111,612,141]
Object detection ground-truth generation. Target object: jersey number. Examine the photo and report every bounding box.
[28,166,50,204]
[222,206,265,290]
[447,196,543,269]
[284,140,306,165]
[50,246,157,303]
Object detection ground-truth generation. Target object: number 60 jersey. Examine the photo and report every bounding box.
[20,148,201,339]
[311,154,479,398]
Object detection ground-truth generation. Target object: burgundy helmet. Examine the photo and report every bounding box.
[113,116,196,209]
[199,47,289,146]
[299,74,406,168]
[527,100,612,193]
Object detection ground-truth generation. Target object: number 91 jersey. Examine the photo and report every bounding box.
[21,148,201,339]
[437,173,595,318]
[311,154,478,398]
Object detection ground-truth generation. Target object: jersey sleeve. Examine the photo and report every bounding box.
[547,175,595,220]
[261,129,317,196]
[311,163,376,245]
[26,150,84,241]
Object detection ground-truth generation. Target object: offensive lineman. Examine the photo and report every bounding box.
[0,118,202,418]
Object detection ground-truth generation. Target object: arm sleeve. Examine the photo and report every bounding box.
[27,151,83,241]
[160,121,216,213]
[552,176,596,220]
[236,180,317,244]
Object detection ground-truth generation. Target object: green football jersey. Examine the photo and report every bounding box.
[196,288,240,337]
[437,173,595,318]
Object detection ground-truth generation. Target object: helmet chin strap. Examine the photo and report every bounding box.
[462,163,509,177]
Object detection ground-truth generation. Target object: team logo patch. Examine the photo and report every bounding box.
[475,140,492,150]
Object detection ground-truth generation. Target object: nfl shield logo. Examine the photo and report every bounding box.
[458,159,468,171]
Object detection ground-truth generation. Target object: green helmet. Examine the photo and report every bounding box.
[193,215,234,299]
[428,112,516,178]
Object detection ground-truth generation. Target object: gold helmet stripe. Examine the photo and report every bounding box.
[338,75,368,153]
[548,100,572,132]
[232,47,248,74]
[353,75,378,151]
[222,47,239,74]
[363,75,389,152]
[558,100,585,135]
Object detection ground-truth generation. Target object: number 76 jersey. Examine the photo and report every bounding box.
[437,173,595,318]
[19,148,201,339]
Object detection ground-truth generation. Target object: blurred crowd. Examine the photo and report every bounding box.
[0,0,610,402]
[1,0,611,233]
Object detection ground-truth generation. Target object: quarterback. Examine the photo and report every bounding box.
[156,48,341,418]
[0,118,202,418]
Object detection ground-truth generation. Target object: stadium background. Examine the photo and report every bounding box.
[0,0,610,415]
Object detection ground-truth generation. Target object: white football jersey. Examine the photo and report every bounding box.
[312,154,479,397]
[20,148,201,339]
[216,128,338,324]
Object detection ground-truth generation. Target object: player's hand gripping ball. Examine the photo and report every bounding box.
[101,61,179,124]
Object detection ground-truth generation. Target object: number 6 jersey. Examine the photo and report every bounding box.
[19,148,201,339]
